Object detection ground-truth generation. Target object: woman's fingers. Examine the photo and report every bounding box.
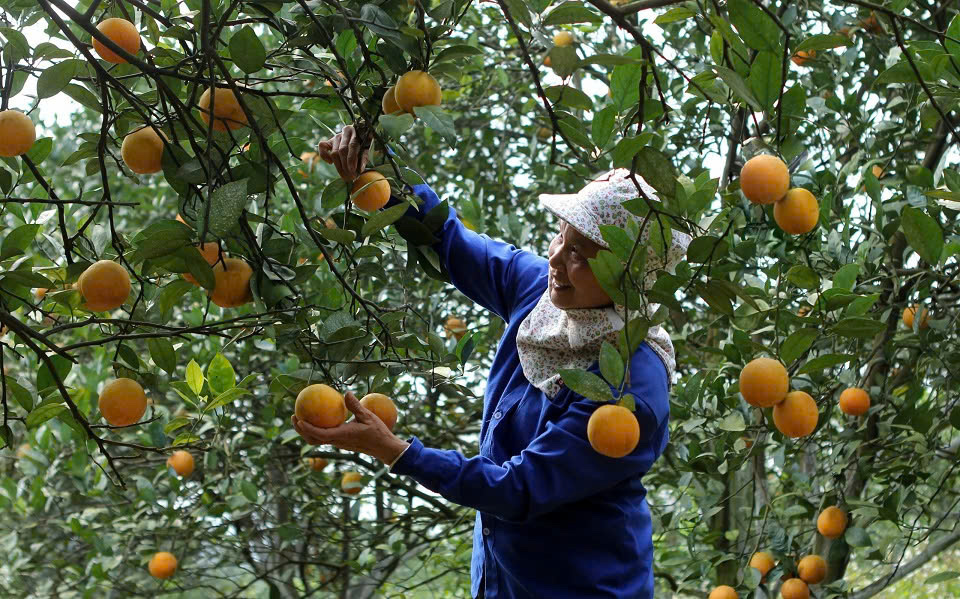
[316,139,334,163]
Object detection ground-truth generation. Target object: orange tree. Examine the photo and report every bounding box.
[1,0,959,597]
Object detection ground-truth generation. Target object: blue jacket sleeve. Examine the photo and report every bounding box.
[390,369,668,523]
[390,183,547,322]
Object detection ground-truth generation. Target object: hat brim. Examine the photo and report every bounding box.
[539,193,605,247]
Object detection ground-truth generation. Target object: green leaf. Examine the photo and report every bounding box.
[163,417,191,435]
[202,179,249,237]
[155,279,194,315]
[37,355,72,394]
[925,571,960,585]
[591,106,616,148]
[26,402,67,428]
[131,220,193,260]
[795,34,854,53]
[182,246,216,290]
[654,7,695,24]
[727,0,781,54]
[413,106,457,144]
[319,227,356,244]
[544,85,593,110]
[714,66,762,111]
[832,317,886,339]
[875,60,936,85]
[901,206,943,265]
[543,1,601,25]
[588,251,627,306]
[578,54,643,67]
[433,44,483,64]
[7,379,34,412]
[686,236,729,263]
[62,84,101,111]
[37,59,82,99]
[207,353,236,395]
[361,202,409,237]
[947,15,960,63]
[379,113,415,138]
[186,359,204,396]
[610,47,645,110]
[147,338,177,375]
[173,432,200,446]
[950,406,960,430]
[557,368,614,402]
[548,45,579,79]
[240,479,259,502]
[229,26,266,74]
[598,224,634,263]
[633,146,677,199]
[718,412,746,432]
[748,52,783,110]
[599,342,625,388]
[206,387,247,412]
[0,224,41,260]
[844,526,872,547]
[787,265,820,289]
[696,281,734,316]
[360,3,418,54]
[797,353,854,374]
[833,264,860,291]
[781,328,818,364]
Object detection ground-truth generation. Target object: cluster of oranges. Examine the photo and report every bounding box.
[710,506,848,598]
[739,154,819,235]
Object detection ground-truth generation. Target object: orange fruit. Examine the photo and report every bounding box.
[35,288,47,301]
[797,306,811,317]
[167,450,195,477]
[16,443,30,459]
[553,31,575,47]
[183,242,221,285]
[341,471,364,495]
[198,87,248,132]
[543,55,552,67]
[0,109,36,157]
[817,506,848,539]
[708,586,737,599]
[902,304,929,329]
[536,127,552,141]
[739,357,789,408]
[774,188,819,234]
[740,154,790,205]
[307,457,328,472]
[444,317,467,341]
[360,393,398,431]
[98,378,147,427]
[791,50,816,66]
[382,85,402,114]
[749,551,775,579]
[797,555,827,584]
[295,384,346,429]
[772,391,818,438]
[80,260,131,312]
[587,404,640,458]
[872,165,884,178]
[208,257,252,308]
[92,18,140,63]
[121,126,166,174]
[148,551,178,579]
[780,578,809,599]
[351,171,391,211]
[394,70,442,113]
[838,387,870,416]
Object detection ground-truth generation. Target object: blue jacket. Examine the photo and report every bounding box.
[388,184,671,599]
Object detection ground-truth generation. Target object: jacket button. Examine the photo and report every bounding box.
[493,410,502,419]
[482,527,491,536]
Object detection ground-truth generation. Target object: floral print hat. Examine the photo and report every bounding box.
[516,168,692,398]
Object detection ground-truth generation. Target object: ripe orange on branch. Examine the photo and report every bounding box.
[708,586,737,599]
[553,31,575,47]
[198,87,248,132]
[167,450,195,478]
[80,260,131,312]
[739,357,789,408]
[838,387,870,416]
[797,554,827,584]
[382,85,402,114]
[341,471,364,495]
[307,457,328,472]
[183,242,221,285]
[394,70,442,113]
[587,404,640,458]
[817,506,848,539]
[444,317,467,341]
[209,258,252,308]
[740,154,790,205]
[0,110,36,157]
[774,188,819,234]
[773,391,818,438]
[359,393,398,431]
[749,551,775,579]
[902,304,929,329]
[351,171,391,211]
[99,378,147,427]
[148,551,178,579]
[92,18,141,64]
[780,578,810,599]
[791,50,816,66]
[121,126,166,174]
[295,384,347,429]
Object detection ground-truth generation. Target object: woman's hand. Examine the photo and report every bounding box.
[317,125,369,182]
[291,391,409,466]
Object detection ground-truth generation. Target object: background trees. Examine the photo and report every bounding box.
[1,0,959,597]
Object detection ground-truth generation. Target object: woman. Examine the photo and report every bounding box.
[294,126,691,598]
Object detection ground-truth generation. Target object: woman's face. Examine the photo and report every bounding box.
[547,221,613,310]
